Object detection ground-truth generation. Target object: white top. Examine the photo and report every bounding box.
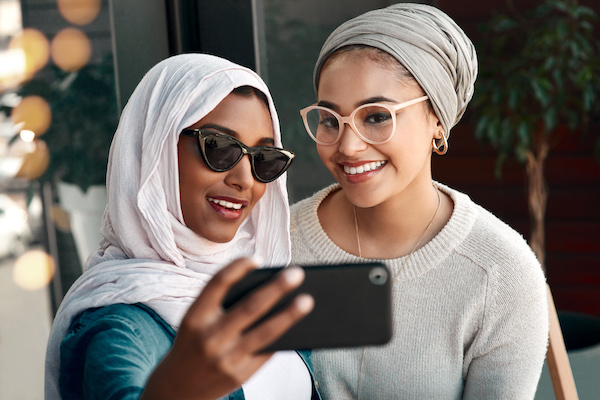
[290,182,549,399]
[243,351,312,400]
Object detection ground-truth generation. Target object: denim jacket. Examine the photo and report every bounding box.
[60,303,321,400]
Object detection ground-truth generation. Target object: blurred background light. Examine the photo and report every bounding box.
[0,49,27,90]
[51,27,91,72]
[10,95,52,136]
[15,139,50,180]
[0,0,22,37]
[58,0,101,26]
[12,250,56,291]
[8,28,50,77]
[19,129,35,142]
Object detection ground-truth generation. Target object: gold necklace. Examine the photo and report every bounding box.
[352,185,441,282]
[354,185,442,398]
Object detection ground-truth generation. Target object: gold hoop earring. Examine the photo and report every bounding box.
[432,135,448,155]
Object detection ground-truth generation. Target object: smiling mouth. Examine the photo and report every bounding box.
[207,197,244,210]
[343,161,386,175]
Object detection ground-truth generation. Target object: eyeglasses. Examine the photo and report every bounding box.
[300,95,429,145]
[180,129,295,183]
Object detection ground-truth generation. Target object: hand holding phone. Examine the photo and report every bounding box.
[142,258,312,400]
[223,262,393,352]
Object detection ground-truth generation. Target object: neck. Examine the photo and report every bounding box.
[352,182,445,259]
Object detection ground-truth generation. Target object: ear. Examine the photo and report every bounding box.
[433,121,444,140]
[427,110,444,139]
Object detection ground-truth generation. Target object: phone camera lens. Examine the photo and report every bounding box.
[369,267,388,285]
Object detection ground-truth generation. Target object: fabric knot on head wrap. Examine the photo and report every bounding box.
[313,3,478,140]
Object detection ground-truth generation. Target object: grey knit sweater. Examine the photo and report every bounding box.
[290,182,549,399]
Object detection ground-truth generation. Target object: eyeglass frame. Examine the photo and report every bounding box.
[180,128,295,183]
[299,95,429,145]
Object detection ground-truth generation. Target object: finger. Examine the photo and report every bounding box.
[201,267,307,354]
[236,293,314,355]
[222,267,306,335]
[182,257,258,328]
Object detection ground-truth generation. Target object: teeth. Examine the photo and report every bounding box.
[344,161,385,175]
[208,198,243,210]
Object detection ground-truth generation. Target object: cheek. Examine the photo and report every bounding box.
[316,145,335,164]
[252,183,268,207]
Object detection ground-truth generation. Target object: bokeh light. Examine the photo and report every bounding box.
[57,0,101,26]
[0,49,27,90]
[12,250,55,291]
[52,205,72,232]
[8,28,50,77]
[10,95,52,136]
[51,27,91,72]
[19,129,35,142]
[15,139,50,180]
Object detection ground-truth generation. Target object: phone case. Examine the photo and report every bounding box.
[223,262,392,352]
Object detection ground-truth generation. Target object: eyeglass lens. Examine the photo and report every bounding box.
[305,105,395,144]
[204,135,242,170]
[202,133,291,182]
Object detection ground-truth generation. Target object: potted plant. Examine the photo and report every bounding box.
[17,55,118,267]
[470,0,600,269]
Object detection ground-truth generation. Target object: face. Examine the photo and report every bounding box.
[178,92,273,243]
[316,52,443,208]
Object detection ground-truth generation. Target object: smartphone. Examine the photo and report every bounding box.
[222,262,393,352]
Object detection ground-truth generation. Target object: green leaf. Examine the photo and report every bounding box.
[543,107,557,132]
[532,77,552,107]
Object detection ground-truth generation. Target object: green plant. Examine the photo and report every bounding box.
[17,55,118,193]
[470,0,600,268]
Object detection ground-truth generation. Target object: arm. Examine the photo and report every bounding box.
[462,259,549,399]
[59,303,174,400]
[141,258,314,400]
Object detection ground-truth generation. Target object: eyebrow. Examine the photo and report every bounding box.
[316,96,397,112]
[199,123,275,145]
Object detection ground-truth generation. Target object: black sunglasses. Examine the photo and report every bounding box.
[180,129,295,183]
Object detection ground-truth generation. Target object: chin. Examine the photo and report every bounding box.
[204,230,238,243]
[191,225,238,244]
[211,235,236,244]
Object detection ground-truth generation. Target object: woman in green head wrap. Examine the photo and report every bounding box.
[291,3,548,399]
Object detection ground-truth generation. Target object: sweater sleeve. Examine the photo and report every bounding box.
[462,240,549,399]
[59,303,175,400]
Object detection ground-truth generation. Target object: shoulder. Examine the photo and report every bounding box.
[464,201,541,273]
[441,182,540,272]
[61,303,174,360]
[67,303,172,336]
[446,186,546,305]
[59,304,174,399]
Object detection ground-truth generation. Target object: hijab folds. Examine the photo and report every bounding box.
[45,53,291,399]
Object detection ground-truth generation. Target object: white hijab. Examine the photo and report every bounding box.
[45,54,292,399]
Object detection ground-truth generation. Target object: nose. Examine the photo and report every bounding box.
[337,122,368,156]
[224,154,255,190]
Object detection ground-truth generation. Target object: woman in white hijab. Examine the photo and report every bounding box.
[45,54,319,400]
[291,3,548,399]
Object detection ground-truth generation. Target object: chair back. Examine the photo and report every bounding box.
[546,285,579,400]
